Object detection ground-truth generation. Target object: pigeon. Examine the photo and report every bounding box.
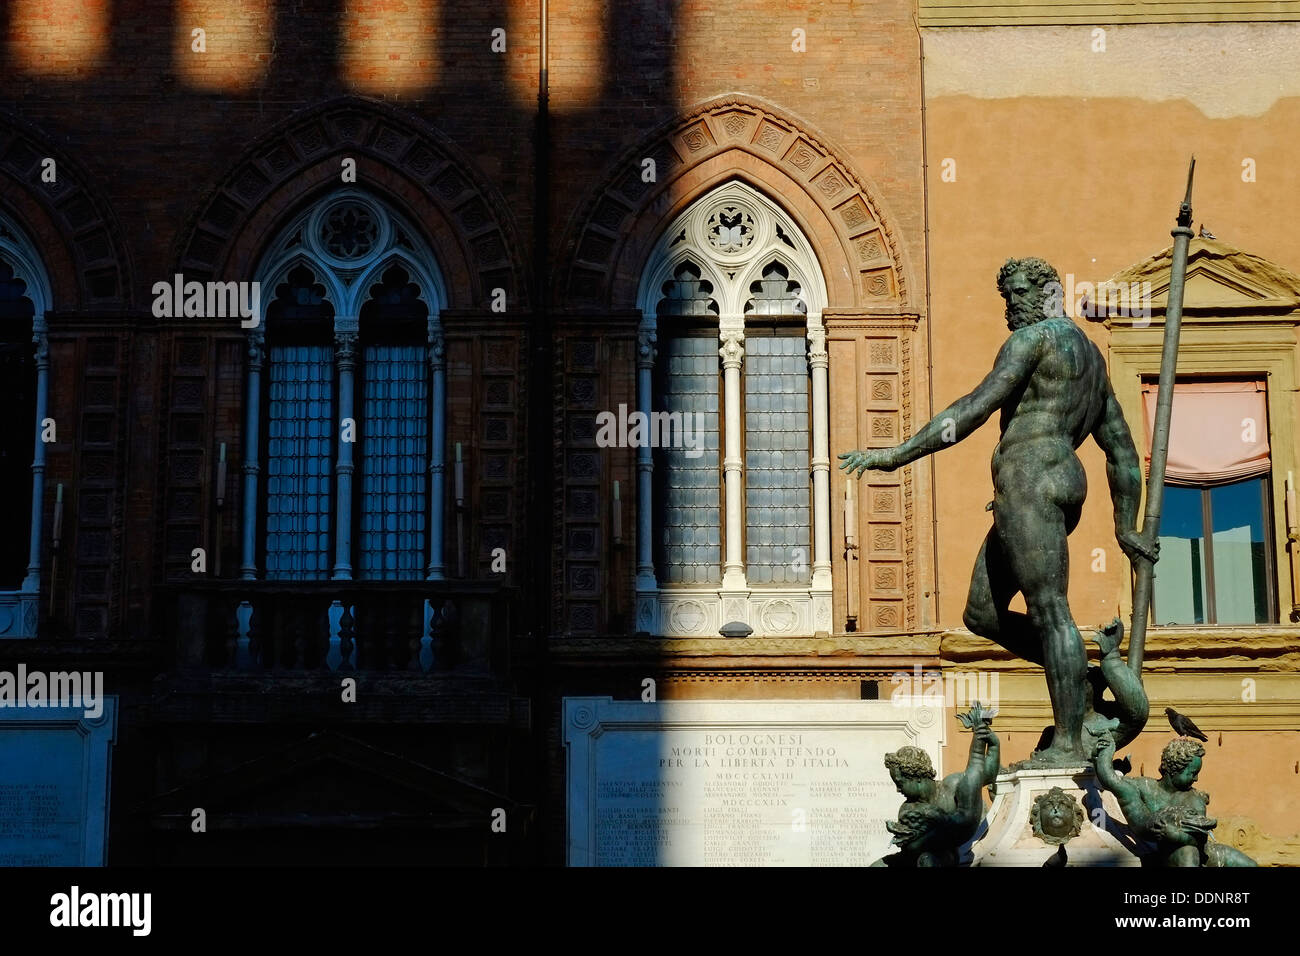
[1034,726,1055,754]
[1165,707,1209,742]
[1198,225,1217,239]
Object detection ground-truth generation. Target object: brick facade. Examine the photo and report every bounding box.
[0,0,924,863]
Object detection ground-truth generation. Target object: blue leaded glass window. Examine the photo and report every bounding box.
[265,344,334,579]
[0,257,35,587]
[744,334,811,585]
[359,344,428,580]
[657,261,719,319]
[654,335,722,585]
[252,194,447,586]
[639,185,828,608]
[745,261,806,317]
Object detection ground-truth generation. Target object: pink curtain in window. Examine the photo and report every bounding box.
[1141,380,1270,485]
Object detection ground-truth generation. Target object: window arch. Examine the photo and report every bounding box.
[242,190,449,582]
[634,182,832,637]
[0,209,53,637]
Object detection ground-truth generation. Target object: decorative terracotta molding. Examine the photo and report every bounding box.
[560,94,913,311]
[172,97,524,310]
[0,108,130,306]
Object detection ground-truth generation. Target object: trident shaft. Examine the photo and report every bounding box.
[1128,157,1196,674]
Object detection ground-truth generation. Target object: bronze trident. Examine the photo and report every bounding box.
[1128,157,1196,674]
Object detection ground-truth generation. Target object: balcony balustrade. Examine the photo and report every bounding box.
[159,581,515,675]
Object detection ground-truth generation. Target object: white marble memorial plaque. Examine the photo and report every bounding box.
[565,698,944,866]
[0,698,117,866]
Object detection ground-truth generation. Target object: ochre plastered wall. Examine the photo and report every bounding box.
[924,23,1300,630]
[923,23,1300,858]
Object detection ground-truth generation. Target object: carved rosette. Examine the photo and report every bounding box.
[571,704,596,730]
[759,599,799,634]
[668,599,709,635]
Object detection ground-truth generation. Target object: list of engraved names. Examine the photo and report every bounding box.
[594,729,901,866]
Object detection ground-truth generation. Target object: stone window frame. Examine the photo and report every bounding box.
[0,209,52,638]
[1105,313,1300,625]
[633,181,833,637]
[241,189,451,583]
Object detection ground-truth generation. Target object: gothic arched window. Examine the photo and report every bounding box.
[652,261,722,585]
[0,210,53,637]
[263,264,335,579]
[634,182,831,637]
[243,191,447,583]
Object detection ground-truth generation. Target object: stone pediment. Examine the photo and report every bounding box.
[1084,238,1300,324]
[148,731,516,824]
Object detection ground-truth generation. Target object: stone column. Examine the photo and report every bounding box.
[635,327,658,593]
[239,330,265,580]
[331,325,358,580]
[808,322,833,592]
[719,323,746,592]
[22,326,49,601]
[427,323,447,580]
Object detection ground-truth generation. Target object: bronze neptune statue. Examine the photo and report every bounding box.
[841,258,1156,765]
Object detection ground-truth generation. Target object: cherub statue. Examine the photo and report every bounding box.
[872,705,1000,867]
[1091,728,1256,867]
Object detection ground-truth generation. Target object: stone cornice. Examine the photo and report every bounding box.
[551,631,945,665]
[919,1,1300,26]
[941,625,1300,671]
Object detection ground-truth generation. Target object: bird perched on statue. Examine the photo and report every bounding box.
[1198,224,1217,239]
[1165,707,1209,742]
[1042,844,1068,868]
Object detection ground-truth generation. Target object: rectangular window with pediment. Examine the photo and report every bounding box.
[1144,379,1277,625]
[1099,238,1300,627]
